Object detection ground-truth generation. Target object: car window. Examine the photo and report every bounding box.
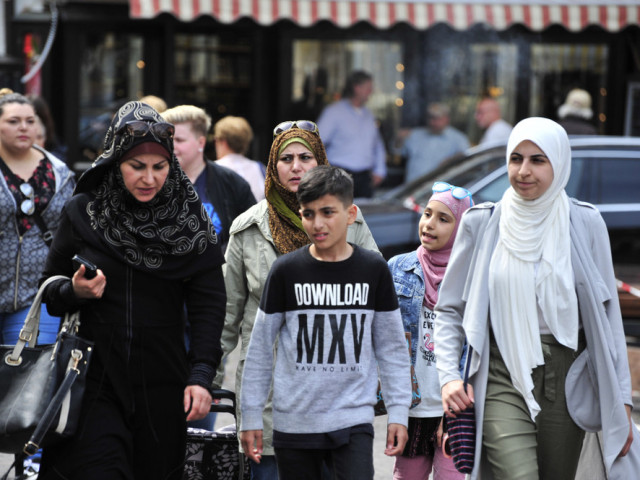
[596,158,640,204]
[472,157,585,203]
[410,151,506,206]
[565,158,585,199]
[473,174,510,203]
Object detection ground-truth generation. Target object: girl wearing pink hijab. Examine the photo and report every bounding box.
[388,183,472,479]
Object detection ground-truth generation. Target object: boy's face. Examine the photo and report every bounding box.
[300,194,357,259]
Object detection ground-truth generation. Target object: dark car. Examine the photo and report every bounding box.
[359,136,640,328]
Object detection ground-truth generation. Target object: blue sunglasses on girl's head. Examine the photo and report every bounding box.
[432,181,474,206]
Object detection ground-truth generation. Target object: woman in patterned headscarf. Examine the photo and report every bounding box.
[217,120,378,478]
[39,101,226,480]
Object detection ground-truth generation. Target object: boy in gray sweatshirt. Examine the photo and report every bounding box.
[240,165,410,479]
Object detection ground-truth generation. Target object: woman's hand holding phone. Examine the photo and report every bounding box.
[71,254,106,299]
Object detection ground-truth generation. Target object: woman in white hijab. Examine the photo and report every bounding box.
[434,117,637,479]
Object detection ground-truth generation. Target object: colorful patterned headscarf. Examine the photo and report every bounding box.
[265,126,329,254]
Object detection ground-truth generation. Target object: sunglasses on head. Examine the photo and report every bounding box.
[20,182,35,215]
[273,120,319,138]
[432,181,474,205]
[116,121,175,140]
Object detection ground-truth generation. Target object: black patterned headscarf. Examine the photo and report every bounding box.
[71,101,222,278]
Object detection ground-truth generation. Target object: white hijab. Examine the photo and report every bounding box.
[488,117,579,419]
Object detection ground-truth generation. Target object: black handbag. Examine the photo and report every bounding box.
[0,275,93,455]
[443,345,475,474]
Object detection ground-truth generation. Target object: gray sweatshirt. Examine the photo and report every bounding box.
[241,245,411,434]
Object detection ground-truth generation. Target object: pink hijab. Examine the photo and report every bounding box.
[417,189,472,309]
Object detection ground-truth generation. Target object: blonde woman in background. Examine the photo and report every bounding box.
[214,115,266,202]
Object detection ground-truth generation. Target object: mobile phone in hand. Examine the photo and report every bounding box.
[72,254,98,279]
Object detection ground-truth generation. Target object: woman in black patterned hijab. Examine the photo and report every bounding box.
[39,101,226,480]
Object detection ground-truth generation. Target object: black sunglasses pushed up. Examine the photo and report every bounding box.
[116,121,175,140]
[273,120,319,138]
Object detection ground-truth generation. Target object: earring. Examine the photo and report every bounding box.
[198,148,203,152]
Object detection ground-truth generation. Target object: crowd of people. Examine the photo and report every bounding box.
[0,73,633,480]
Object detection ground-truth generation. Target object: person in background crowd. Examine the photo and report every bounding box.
[214,115,266,202]
[557,88,597,135]
[214,120,379,479]
[240,165,410,480]
[435,117,638,480]
[474,97,512,145]
[139,94,168,113]
[161,105,256,252]
[0,89,74,345]
[39,101,226,480]
[28,94,68,161]
[399,103,470,183]
[388,182,472,480]
[0,88,75,475]
[35,115,47,149]
[317,71,387,198]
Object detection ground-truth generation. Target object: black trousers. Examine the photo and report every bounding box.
[39,382,186,480]
[274,432,374,480]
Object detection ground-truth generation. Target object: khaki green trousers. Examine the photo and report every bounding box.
[483,333,586,480]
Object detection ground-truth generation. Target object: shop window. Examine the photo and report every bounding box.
[433,43,518,144]
[529,44,608,132]
[173,34,252,123]
[78,33,144,166]
[291,40,404,158]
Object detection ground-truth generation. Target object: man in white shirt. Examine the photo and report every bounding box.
[399,103,469,183]
[475,97,512,145]
[317,71,387,198]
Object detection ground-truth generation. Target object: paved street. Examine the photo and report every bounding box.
[3,345,640,479]
[214,346,396,479]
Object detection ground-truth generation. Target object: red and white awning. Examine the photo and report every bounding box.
[129,1,640,32]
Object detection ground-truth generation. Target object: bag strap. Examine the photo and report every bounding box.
[7,275,70,364]
[462,345,473,391]
[23,348,84,456]
[31,211,54,246]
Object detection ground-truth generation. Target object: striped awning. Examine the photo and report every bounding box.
[129,1,640,32]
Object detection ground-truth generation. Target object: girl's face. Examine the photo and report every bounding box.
[120,153,170,202]
[276,142,318,193]
[508,140,554,201]
[0,103,37,152]
[418,200,456,251]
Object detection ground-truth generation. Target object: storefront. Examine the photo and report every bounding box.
[5,0,640,177]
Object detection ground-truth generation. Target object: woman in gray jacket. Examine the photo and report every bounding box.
[215,120,379,479]
[0,90,74,345]
[435,117,638,479]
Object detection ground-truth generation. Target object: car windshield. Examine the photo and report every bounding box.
[407,148,506,207]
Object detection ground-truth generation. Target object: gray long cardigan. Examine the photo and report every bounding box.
[435,199,640,479]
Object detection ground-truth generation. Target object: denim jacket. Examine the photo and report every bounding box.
[388,250,467,374]
[388,250,424,368]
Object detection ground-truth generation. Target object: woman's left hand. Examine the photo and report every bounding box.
[618,404,634,457]
[184,385,213,422]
